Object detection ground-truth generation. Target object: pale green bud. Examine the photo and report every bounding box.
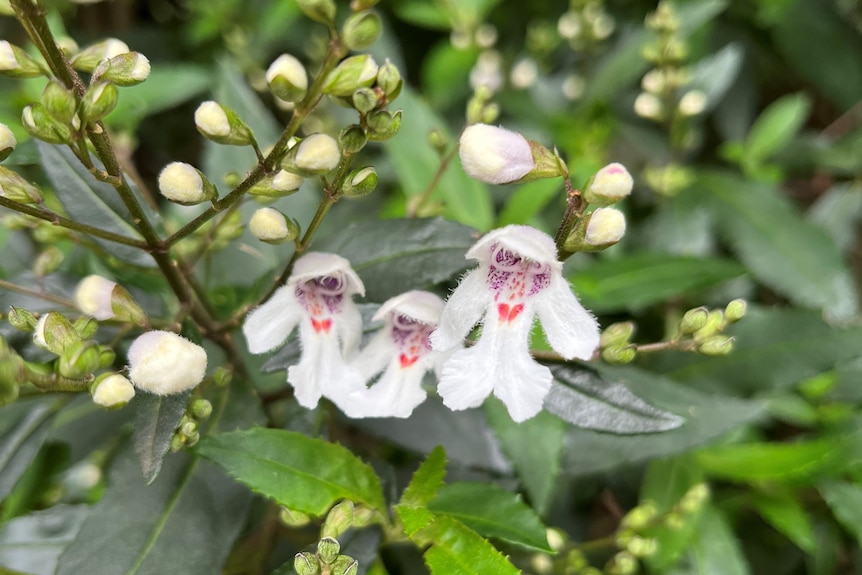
[266,54,308,103]
[679,307,709,334]
[697,335,734,356]
[194,100,254,146]
[330,556,358,575]
[646,2,679,32]
[323,500,355,538]
[317,537,340,565]
[297,0,336,25]
[157,162,217,205]
[249,170,304,198]
[342,10,382,50]
[585,207,626,247]
[58,340,101,379]
[294,551,320,575]
[0,41,45,78]
[693,310,724,339]
[180,419,198,438]
[600,321,635,348]
[70,39,130,73]
[641,70,665,94]
[73,317,99,340]
[82,82,119,123]
[481,102,500,124]
[339,124,368,154]
[621,500,658,530]
[680,483,710,513]
[8,307,37,331]
[192,398,213,420]
[41,81,77,124]
[351,506,377,527]
[601,344,636,364]
[213,366,232,387]
[91,373,135,408]
[428,129,448,154]
[33,312,80,354]
[342,166,377,197]
[725,299,747,322]
[98,346,116,369]
[34,246,64,277]
[351,88,378,114]
[22,104,72,145]
[92,51,150,86]
[626,536,658,558]
[170,434,185,452]
[376,59,402,100]
[0,166,43,204]
[283,133,341,175]
[249,207,299,244]
[365,109,401,141]
[546,528,566,552]
[606,551,638,575]
[56,37,79,58]
[0,122,15,162]
[324,55,378,97]
[279,506,312,527]
[584,163,634,206]
[184,430,200,447]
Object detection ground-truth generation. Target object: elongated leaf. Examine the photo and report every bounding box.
[753,491,816,552]
[0,505,89,575]
[809,182,862,252]
[570,253,745,313]
[429,482,551,552]
[108,65,211,131]
[400,446,447,509]
[688,43,744,113]
[384,87,492,230]
[0,399,60,500]
[818,481,862,547]
[744,93,811,162]
[546,364,684,433]
[485,403,563,516]
[688,506,751,575]
[701,171,857,319]
[420,516,519,575]
[318,217,477,302]
[197,428,385,515]
[133,390,192,484]
[36,142,154,268]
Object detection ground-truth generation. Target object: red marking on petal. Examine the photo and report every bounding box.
[399,354,418,368]
[497,303,509,321]
[497,303,524,323]
[311,318,332,333]
[508,303,524,322]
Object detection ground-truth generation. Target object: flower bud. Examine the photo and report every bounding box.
[284,133,341,175]
[693,310,724,339]
[600,321,635,348]
[194,100,254,146]
[294,552,320,575]
[606,551,638,575]
[351,88,378,114]
[680,483,710,513]
[317,537,340,565]
[626,536,658,558]
[585,207,626,247]
[724,299,747,322]
[33,312,80,354]
[0,41,45,78]
[157,162,217,205]
[323,500,355,539]
[0,166,42,204]
[8,307,37,334]
[351,0,379,10]
[584,163,634,206]
[428,129,448,154]
[266,54,308,102]
[0,122,15,162]
[634,92,663,121]
[697,335,734,356]
[324,55,378,97]
[679,307,708,334]
[191,398,213,420]
[22,104,72,145]
[339,125,368,155]
[601,344,636,364]
[34,246,64,277]
[74,317,99,340]
[127,330,208,395]
[330,556,358,575]
[351,505,376,528]
[91,373,135,408]
[184,430,200,448]
[342,166,377,197]
[249,207,299,244]
[365,109,401,141]
[279,506,312,527]
[91,51,150,86]
[81,82,119,123]
[249,170,304,198]
[70,39,130,73]
[342,10,382,50]
[297,0,336,25]
[678,90,707,117]
[376,59,402,100]
[458,124,534,185]
[621,500,658,530]
[58,340,101,379]
[41,81,77,124]
[641,70,665,94]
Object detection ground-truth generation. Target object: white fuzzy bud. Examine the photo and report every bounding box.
[0,41,18,71]
[127,330,207,395]
[91,373,135,408]
[130,53,150,81]
[584,163,633,206]
[585,207,626,246]
[272,170,303,192]
[295,134,340,172]
[266,54,308,102]
[250,207,291,242]
[563,75,585,100]
[74,275,117,320]
[510,58,538,89]
[459,123,534,184]
[158,162,207,204]
[194,101,230,138]
[0,123,16,161]
[678,90,707,117]
[557,12,581,39]
[634,92,663,120]
[641,70,664,94]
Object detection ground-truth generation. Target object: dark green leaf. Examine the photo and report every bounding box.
[2,443,69,521]
[429,482,551,552]
[753,490,816,552]
[420,516,520,575]
[318,217,477,302]
[383,87,493,230]
[49,395,129,464]
[0,505,89,575]
[485,402,563,516]
[688,506,751,574]
[701,171,857,319]
[546,364,684,433]
[133,390,192,484]
[818,481,862,547]
[197,428,385,515]
[744,93,811,163]
[805,521,841,575]
[0,399,60,500]
[399,446,447,509]
[36,142,154,268]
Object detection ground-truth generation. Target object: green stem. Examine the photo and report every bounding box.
[0,278,75,308]
[553,170,584,260]
[24,364,92,392]
[406,145,457,217]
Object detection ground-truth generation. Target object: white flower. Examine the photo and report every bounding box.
[431,225,599,422]
[91,373,135,407]
[243,252,366,412]
[74,274,116,320]
[194,101,230,137]
[459,124,534,185]
[585,207,626,246]
[128,330,207,395]
[347,291,446,419]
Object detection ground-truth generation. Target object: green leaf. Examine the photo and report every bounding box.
[0,505,89,575]
[546,364,684,433]
[428,482,551,552]
[809,182,862,252]
[485,403,563,516]
[420,516,520,575]
[688,43,744,113]
[688,506,751,575]
[0,399,60,500]
[318,217,477,302]
[753,490,816,552]
[132,390,192,484]
[36,142,155,268]
[701,171,857,319]
[744,93,811,163]
[383,87,493,230]
[497,179,563,227]
[399,445,447,509]
[570,253,745,313]
[196,428,385,515]
[818,481,862,547]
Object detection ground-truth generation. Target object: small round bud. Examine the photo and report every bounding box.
[621,500,658,530]
[0,123,15,162]
[428,129,448,153]
[279,506,312,526]
[606,551,638,575]
[91,373,135,408]
[365,109,401,141]
[40,81,77,124]
[697,335,734,356]
[249,207,299,244]
[317,537,340,565]
[545,528,566,552]
[0,41,45,78]
[351,88,379,114]
[291,133,341,174]
[664,512,685,530]
[92,52,150,86]
[212,366,232,387]
[98,346,117,368]
[330,556,358,575]
[563,74,585,100]
[296,0,336,25]
[194,100,254,146]
[601,344,637,364]
[342,10,382,50]
[641,70,665,94]
[342,166,377,197]
[459,124,534,185]
[158,162,216,205]
[322,500,355,539]
[0,166,42,204]
[33,312,80,354]
[324,55,378,97]
[680,483,710,513]
[530,554,553,574]
[294,552,320,575]
[584,163,634,206]
[21,104,72,145]
[170,434,185,452]
[266,54,308,103]
[180,419,198,438]
[58,340,101,379]
[693,310,724,339]
[191,398,213,420]
[585,207,626,247]
[679,307,709,334]
[8,307,37,332]
[339,124,368,154]
[82,82,119,123]
[376,59,402,100]
[724,299,747,322]
[34,246,64,277]
[678,90,707,117]
[74,317,99,340]
[74,275,117,320]
[71,39,130,72]
[600,321,635,348]
[626,536,658,558]
[127,330,208,395]
[271,170,304,194]
[634,92,663,120]
[510,58,538,89]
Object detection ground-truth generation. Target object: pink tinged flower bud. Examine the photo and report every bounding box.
[459,124,535,185]
[585,207,626,246]
[74,275,117,320]
[91,373,135,408]
[294,134,341,173]
[127,330,207,395]
[584,162,633,206]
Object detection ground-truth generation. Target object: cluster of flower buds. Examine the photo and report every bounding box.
[170,398,213,451]
[556,0,616,52]
[294,537,358,575]
[679,299,746,356]
[194,100,255,147]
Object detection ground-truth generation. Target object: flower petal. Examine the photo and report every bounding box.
[350,330,392,380]
[373,290,444,325]
[466,224,560,269]
[289,252,365,296]
[492,354,552,423]
[288,324,365,410]
[337,299,364,358]
[430,268,490,351]
[243,284,302,354]
[347,364,428,418]
[436,345,496,411]
[535,275,599,360]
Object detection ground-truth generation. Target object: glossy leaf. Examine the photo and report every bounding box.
[485,402,563,516]
[429,482,551,552]
[133,390,192,484]
[546,364,684,433]
[0,505,89,575]
[701,171,857,319]
[318,217,477,302]
[197,428,386,515]
[420,516,520,575]
[753,490,816,552]
[399,446,447,509]
[818,481,862,547]
[0,399,60,500]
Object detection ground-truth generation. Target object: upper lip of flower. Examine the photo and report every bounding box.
[288,252,365,296]
[465,224,561,269]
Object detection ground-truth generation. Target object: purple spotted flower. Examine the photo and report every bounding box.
[431,225,599,422]
[243,252,365,412]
